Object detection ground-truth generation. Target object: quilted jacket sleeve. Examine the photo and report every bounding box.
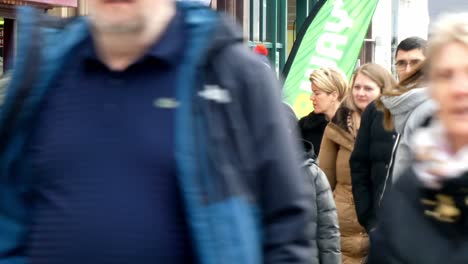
[311,163,341,264]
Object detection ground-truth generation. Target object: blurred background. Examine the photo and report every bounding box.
[0,0,465,76]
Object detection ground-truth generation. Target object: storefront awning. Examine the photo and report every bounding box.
[0,0,78,8]
[24,0,77,7]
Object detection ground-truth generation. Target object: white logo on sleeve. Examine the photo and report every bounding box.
[198,85,232,103]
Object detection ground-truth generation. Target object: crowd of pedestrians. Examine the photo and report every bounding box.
[297,10,468,264]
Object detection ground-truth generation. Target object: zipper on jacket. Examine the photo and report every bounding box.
[379,133,401,207]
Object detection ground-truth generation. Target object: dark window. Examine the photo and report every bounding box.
[359,26,375,65]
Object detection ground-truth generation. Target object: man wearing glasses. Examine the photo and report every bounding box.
[394,37,427,81]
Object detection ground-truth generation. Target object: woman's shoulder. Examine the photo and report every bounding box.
[298,112,328,129]
[360,101,382,124]
[323,121,355,150]
[363,101,380,116]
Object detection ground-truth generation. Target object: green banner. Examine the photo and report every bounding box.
[282,0,380,118]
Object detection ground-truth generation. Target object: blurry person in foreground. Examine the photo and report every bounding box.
[368,12,468,264]
[0,1,313,263]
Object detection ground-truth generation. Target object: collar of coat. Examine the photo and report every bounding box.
[331,105,353,132]
[326,106,355,151]
[300,112,328,130]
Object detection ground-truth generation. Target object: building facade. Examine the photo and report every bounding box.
[374,0,429,73]
[213,0,430,75]
[42,0,433,75]
[0,0,77,74]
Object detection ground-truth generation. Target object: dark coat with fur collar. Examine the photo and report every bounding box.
[298,112,328,156]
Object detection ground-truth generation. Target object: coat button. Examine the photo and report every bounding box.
[385,164,389,169]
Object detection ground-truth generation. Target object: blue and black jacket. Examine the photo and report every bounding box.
[0,2,314,264]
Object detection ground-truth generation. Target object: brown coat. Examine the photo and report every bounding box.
[318,107,368,264]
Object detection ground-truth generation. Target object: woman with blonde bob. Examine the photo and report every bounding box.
[298,67,348,156]
[319,64,384,264]
[368,12,468,264]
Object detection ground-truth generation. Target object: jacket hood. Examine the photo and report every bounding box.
[381,87,434,132]
[302,139,317,160]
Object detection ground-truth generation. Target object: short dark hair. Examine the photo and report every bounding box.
[396,37,427,56]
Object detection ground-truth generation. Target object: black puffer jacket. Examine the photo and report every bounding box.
[303,142,341,264]
[350,102,398,231]
[298,112,328,156]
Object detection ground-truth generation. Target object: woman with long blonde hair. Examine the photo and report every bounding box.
[350,65,398,234]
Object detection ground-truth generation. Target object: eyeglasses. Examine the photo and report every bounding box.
[395,59,422,70]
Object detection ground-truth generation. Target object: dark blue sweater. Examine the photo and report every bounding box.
[25,12,195,264]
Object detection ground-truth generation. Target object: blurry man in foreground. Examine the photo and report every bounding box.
[0,0,313,263]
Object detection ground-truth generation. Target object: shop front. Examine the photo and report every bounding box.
[0,0,77,74]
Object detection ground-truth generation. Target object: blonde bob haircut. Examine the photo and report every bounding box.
[426,12,468,75]
[309,67,348,102]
